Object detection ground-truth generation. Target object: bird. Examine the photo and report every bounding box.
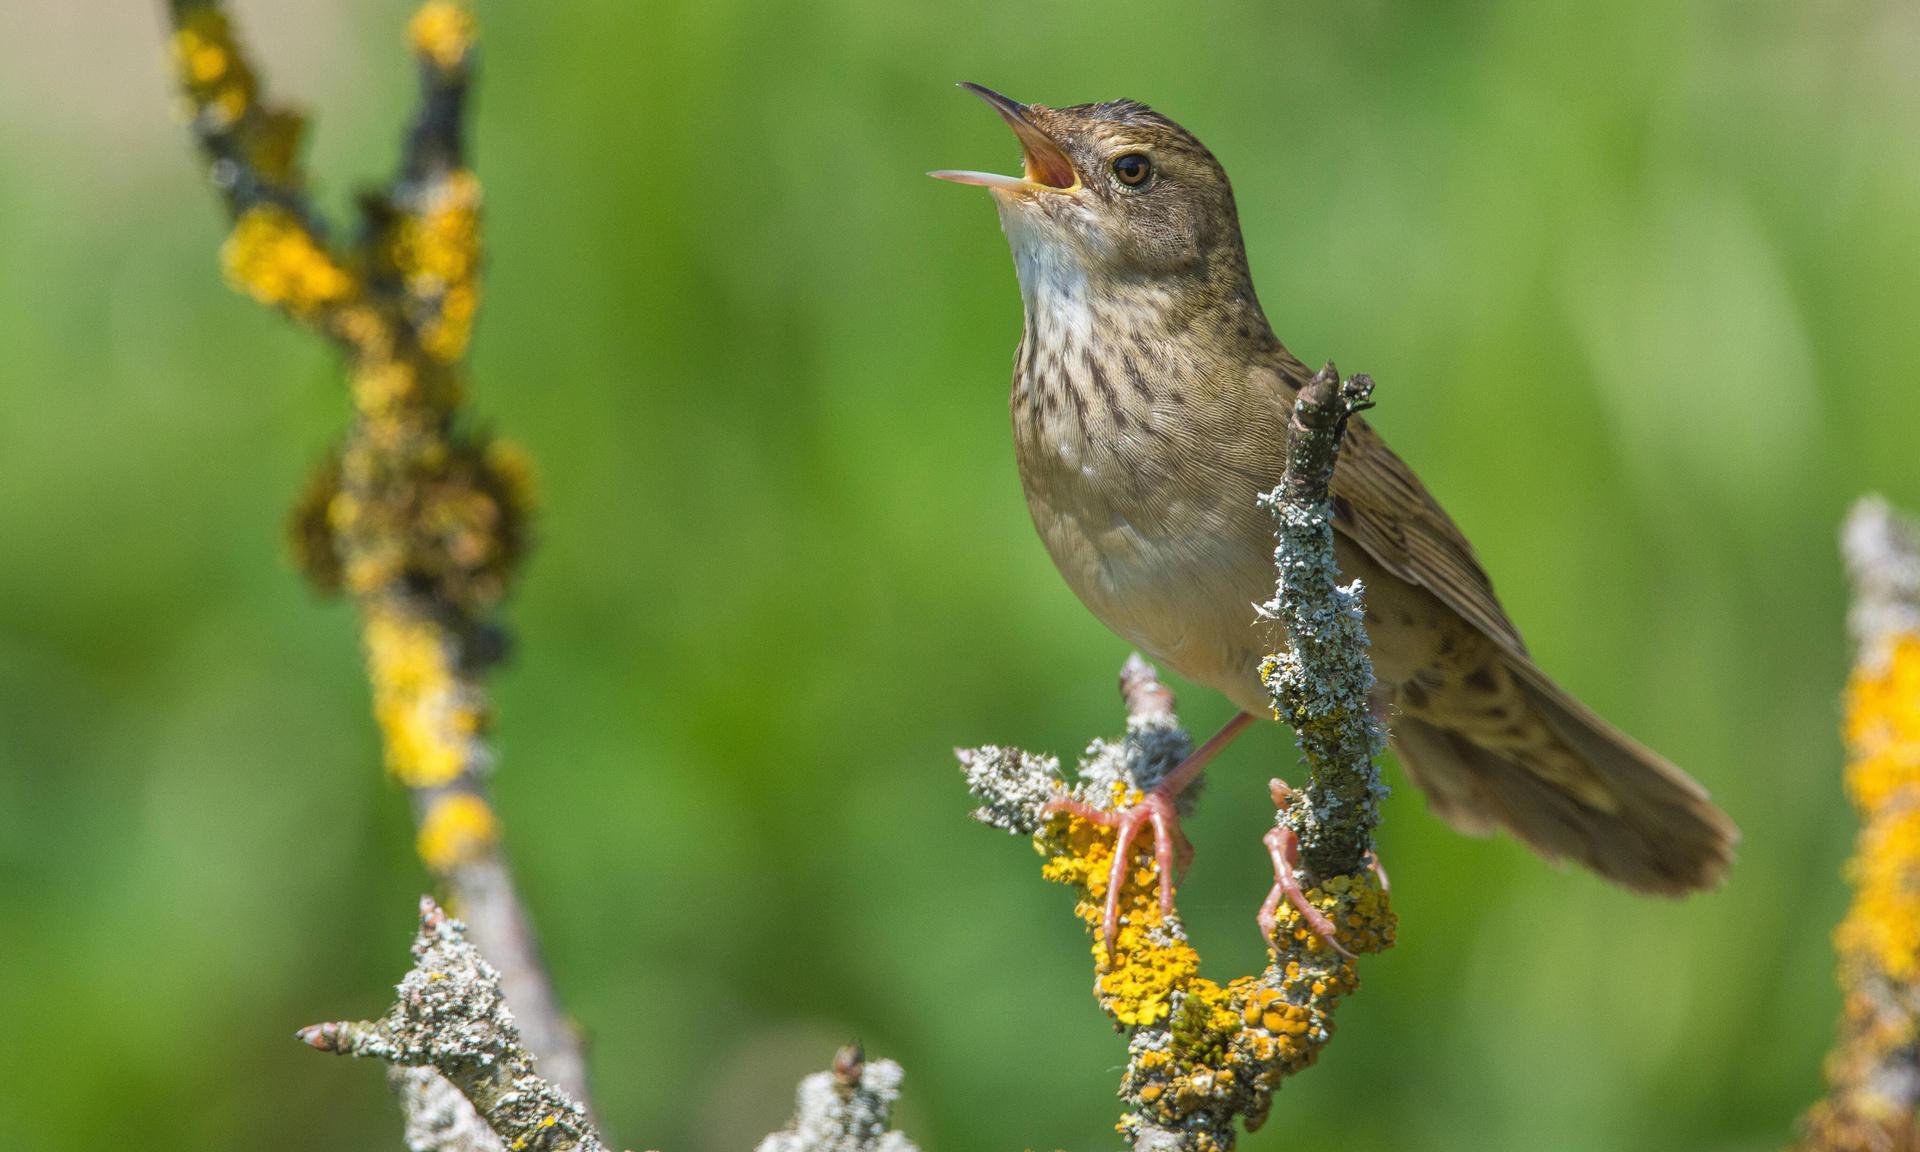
[932,84,1736,950]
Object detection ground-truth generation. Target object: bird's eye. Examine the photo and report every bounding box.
[1112,153,1152,187]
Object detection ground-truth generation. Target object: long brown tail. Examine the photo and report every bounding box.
[1389,652,1736,894]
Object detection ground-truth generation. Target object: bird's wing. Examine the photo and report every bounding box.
[1254,354,1529,657]
[1328,414,1530,657]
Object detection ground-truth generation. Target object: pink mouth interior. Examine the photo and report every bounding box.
[1021,141,1076,189]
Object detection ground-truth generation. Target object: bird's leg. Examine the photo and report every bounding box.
[1043,711,1256,957]
[1256,778,1387,956]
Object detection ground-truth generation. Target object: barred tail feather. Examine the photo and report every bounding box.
[1390,657,1736,895]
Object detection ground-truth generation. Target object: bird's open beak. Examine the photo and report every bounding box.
[930,83,1080,194]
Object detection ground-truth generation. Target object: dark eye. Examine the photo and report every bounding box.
[1112,152,1152,187]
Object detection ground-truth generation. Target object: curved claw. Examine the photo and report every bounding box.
[1258,777,1361,960]
[1367,849,1391,894]
[1258,824,1355,959]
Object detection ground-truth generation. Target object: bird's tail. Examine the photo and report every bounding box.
[1388,650,1736,894]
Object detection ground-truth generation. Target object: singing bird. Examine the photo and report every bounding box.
[933,85,1735,944]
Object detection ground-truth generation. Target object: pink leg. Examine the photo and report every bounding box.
[1042,711,1256,957]
[1159,710,1256,798]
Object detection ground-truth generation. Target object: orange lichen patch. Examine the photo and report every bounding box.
[1123,872,1392,1142]
[364,606,483,789]
[1842,635,1920,813]
[1835,633,1920,983]
[409,1,477,73]
[1263,870,1397,961]
[222,206,355,317]
[1040,794,1199,1026]
[1800,630,1920,1151]
[417,792,499,874]
[1839,805,1920,985]
[170,6,256,129]
[1036,789,1393,1147]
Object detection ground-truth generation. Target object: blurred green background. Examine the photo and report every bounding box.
[2,1,1916,1148]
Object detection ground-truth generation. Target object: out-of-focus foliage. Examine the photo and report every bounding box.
[0,2,1914,1149]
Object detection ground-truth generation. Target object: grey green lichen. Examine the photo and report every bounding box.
[756,1043,921,1152]
[1257,362,1389,880]
[390,1066,508,1152]
[300,898,603,1152]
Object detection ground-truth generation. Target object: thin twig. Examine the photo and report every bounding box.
[162,0,588,1112]
[301,898,605,1152]
[1257,361,1389,880]
[755,1043,922,1152]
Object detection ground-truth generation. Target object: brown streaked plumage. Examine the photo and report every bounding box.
[935,86,1736,908]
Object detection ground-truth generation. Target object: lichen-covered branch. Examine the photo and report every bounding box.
[301,898,605,1152]
[1257,362,1388,878]
[961,653,1392,1151]
[389,1067,508,1152]
[755,1044,921,1152]
[1796,497,1920,1151]
[166,1,317,227]
[164,0,586,1111]
[1843,498,1920,675]
[310,898,922,1152]
[960,371,1395,1150]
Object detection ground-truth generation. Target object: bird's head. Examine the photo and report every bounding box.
[932,85,1248,289]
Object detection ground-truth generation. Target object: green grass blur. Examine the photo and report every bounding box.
[3,1,1917,1148]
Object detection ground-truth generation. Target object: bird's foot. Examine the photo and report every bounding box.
[1042,785,1193,959]
[1256,777,1387,959]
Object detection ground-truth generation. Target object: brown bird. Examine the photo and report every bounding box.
[934,85,1735,946]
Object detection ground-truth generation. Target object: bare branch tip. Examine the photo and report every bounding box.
[296,1021,349,1052]
[1120,652,1177,721]
[419,893,449,932]
[832,1041,867,1088]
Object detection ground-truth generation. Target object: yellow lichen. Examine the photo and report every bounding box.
[349,357,424,419]
[484,439,539,514]
[388,170,484,363]
[364,607,483,789]
[409,1,477,73]
[1040,789,1200,1026]
[1035,786,1394,1146]
[1835,634,1920,984]
[1842,635,1920,813]
[221,206,355,317]
[416,792,499,875]
[1798,626,1920,1150]
[170,7,255,129]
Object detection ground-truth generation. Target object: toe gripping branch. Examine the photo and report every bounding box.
[959,657,1394,1151]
